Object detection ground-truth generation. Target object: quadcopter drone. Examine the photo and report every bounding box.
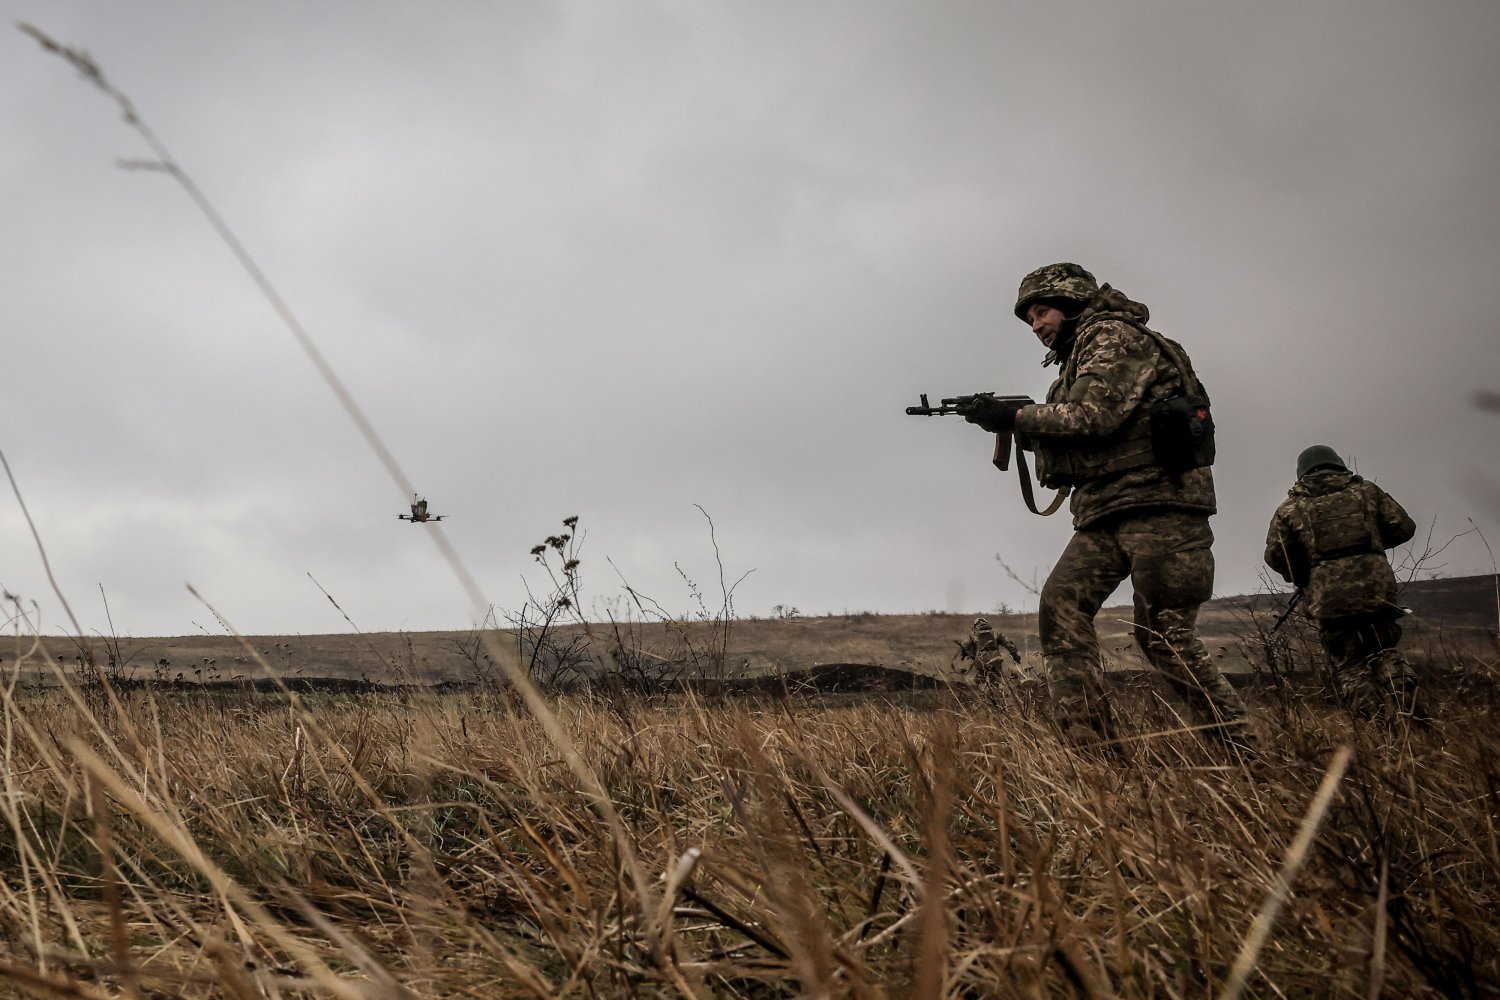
[397,494,446,523]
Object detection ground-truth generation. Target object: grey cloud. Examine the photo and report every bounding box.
[2,0,1496,636]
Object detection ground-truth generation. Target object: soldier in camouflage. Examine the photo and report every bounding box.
[963,263,1253,748]
[956,616,1026,685]
[1265,445,1419,719]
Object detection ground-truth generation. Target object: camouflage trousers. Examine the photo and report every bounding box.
[1318,612,1418,720]
[1038,510,1250,739]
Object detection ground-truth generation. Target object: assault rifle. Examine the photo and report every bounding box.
[905,392,1067,516]
[1269,589,1303,633]
[905,393,1034,470]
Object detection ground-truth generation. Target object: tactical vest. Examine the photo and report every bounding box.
[1297,484,1384,565]
[1033,322,1211,489]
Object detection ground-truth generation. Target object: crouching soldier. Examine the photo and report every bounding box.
[956,616,1026,685]
[1265,445,1419,720]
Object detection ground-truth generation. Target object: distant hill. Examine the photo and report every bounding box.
[1396,573,1498,628]
[9,574,1495,685]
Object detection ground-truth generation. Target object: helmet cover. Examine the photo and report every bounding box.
[1014,262,1099,322]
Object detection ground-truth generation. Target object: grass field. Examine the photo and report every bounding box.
[1,578,1496,997]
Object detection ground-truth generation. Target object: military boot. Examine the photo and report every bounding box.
[1368,649,1427,726]
[1045,654,1116,747]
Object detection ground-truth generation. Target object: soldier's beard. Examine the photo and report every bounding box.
[1047,325,1078,364]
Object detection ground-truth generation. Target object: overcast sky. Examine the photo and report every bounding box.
[3,1,1497,638]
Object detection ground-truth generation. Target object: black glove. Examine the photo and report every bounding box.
[959,395,1030,434]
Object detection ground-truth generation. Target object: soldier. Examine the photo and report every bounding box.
[961,263,1252,748]
[956,615,1025,685]
[1264,445,1419,720]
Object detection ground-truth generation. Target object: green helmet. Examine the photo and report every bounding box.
[1296,444,1346,478]
[1014,262,1099,322]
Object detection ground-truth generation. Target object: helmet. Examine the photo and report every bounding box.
[1014,262,1099,322]
[1296,444,1346,478]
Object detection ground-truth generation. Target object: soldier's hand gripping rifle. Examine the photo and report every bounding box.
[905,393,1068,516]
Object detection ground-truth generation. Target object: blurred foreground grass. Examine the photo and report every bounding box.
[1,660,1496,998]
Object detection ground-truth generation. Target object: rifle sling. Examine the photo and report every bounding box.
[1016,449,1069,516]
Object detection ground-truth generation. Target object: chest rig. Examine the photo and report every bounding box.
[1033,321,1215,489]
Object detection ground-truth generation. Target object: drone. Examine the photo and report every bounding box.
[397,494,446,523]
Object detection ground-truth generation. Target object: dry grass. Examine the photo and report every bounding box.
[1,646,1496,998]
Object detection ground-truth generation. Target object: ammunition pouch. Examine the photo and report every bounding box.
[1032,441,1076,488]
[1149,394,1215,474]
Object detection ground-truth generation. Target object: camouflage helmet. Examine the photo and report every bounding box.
[1014,262,1099,322]
[1296,444,1346,478]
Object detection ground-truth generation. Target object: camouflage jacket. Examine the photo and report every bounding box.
[1013,285,1216,529]
[1264,468,1416,620]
